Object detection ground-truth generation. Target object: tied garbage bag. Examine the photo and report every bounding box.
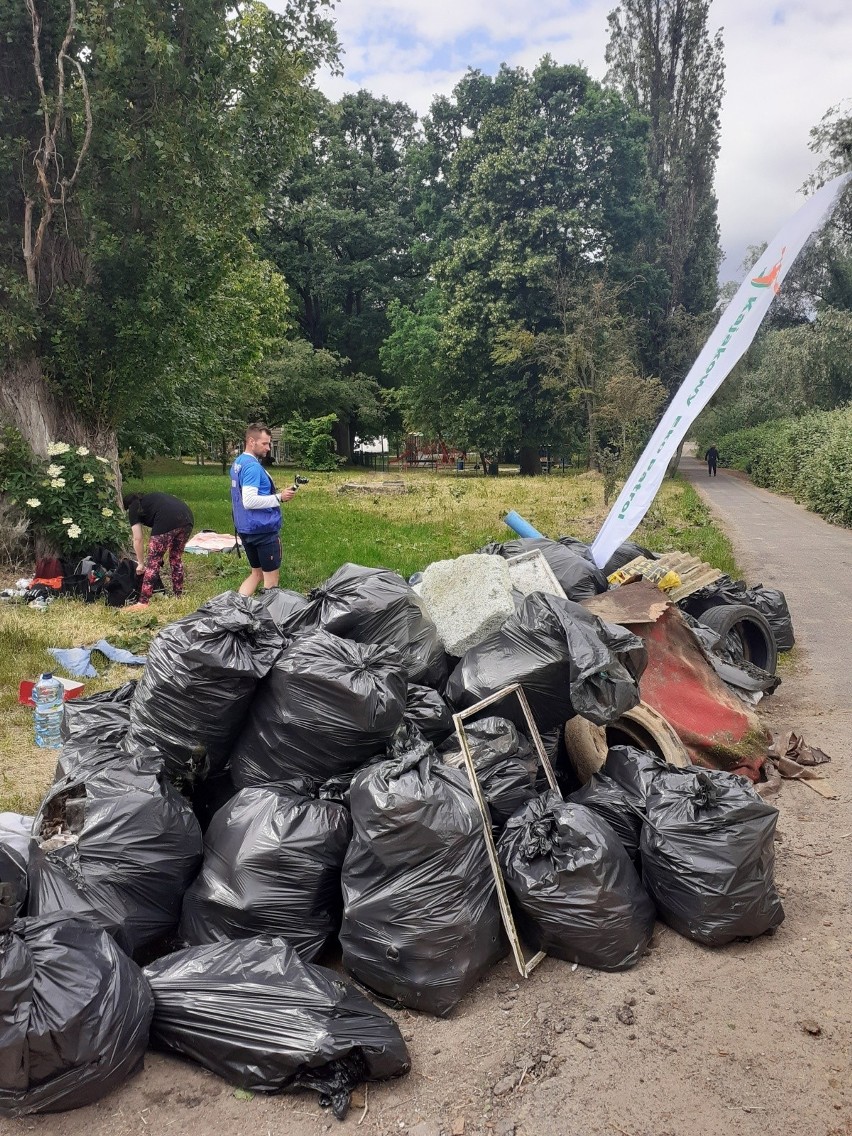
[231,630,407,789]
[179,786,352,960]
[60,680,136,748]
[340,736,507,1016]
[446,593,645,731]
[300,563,448,688]
[0,814,32,917]
[28,755,203,957]
[144,937,410,1119]
[254,587,311,633]
[569,746,670,865]
[127,591,284,786]
[0,911,153,1117]
[480,537,607,600]
[641,766,784,946]
[498,793,656,971]
[404,683,454,742]
[439,716,539,828]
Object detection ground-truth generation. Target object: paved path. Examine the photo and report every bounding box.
[680,455,852,712]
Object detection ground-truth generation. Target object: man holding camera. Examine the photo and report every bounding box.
[230,423,297,596]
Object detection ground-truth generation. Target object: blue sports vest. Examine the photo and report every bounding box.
[230,454,281,537]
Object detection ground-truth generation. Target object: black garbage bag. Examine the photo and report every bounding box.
[568,746,671,865]
[126,591,285,787]
[144,937,410,1118]
[28,756,203,957]
[641,766,784,946]
[179,786,351,960]
[439,717,539,828]
[479,537,607,600]
[255,587,311,633]
[445,593,645,731]
[60,681,136,748]
[299,563,448,688]
[498,793,656,971]
[0,911,153,1117]
[405,683,454,742]
[679,575,795,652]
[556,536,658,578]
[0,814,32,917]
[231,629,407,789]
[340,738,507,1016]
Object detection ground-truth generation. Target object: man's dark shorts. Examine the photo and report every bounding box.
[241,534,282,572]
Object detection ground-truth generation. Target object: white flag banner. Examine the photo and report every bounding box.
[590,171,852,569]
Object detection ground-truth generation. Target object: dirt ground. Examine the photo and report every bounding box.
[16,464,852,1136]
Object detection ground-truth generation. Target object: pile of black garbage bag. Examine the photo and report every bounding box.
[0,570,787,1119]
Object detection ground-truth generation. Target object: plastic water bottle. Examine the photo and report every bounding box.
[33,672,64,749]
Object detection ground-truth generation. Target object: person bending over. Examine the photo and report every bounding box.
[230,423,296,596]
[123,491,194,610]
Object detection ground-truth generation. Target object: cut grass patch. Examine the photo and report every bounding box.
[0,462,738,812]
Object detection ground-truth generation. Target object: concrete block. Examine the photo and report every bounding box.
[419,554,515,657]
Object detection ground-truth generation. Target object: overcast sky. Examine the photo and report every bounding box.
[272,0,851,282]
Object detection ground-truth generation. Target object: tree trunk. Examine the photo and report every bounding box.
[518,444,539,476]
[332,417,351,462]
[666,438,685,478]
[1,356,121,490]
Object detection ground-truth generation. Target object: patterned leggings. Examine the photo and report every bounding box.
[140,526,190,603]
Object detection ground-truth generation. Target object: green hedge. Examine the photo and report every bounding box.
[697,406,852,526]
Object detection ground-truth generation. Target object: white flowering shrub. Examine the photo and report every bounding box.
[4,439,128,556]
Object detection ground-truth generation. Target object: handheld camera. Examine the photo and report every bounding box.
[291,475,309,491]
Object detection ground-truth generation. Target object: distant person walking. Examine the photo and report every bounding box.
[705,445,719,477]
[122,491,194,610]
[230,423,296,596]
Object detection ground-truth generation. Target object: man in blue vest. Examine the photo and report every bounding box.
[230,423,296,596]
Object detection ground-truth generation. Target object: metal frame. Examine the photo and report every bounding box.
[452,683,563,979]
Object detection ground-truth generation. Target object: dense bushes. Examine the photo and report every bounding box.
[698,407,852,526]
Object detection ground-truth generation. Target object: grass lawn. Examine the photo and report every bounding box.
[0,461,737,813]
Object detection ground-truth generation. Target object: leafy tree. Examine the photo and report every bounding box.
[605,0,725,387]
[284,413,338,470]
[0,0,337,466]
[416,59,655,473]
[263,90,421,382]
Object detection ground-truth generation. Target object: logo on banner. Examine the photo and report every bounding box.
[751,246,786,294]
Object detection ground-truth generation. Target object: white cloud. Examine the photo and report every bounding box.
[273,0,852,276]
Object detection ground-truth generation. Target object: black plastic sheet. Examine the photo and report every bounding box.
[231,629,407,789]
[179,786,351,960]
[0,912,153,1117]
[340,739,506,1016]
[299,563,448,688]
[479,536,607,600]
[126,592,284,786]
[144,937,410,1118]
[0,814,32,917]
[641,766,784,946]
[28,756,203,957]
[445,593,645,731]
[439,716,539,828]
[498,792,656,971]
